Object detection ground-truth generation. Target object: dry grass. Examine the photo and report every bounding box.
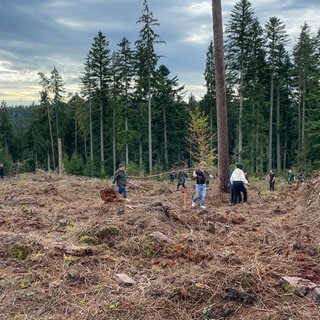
[0,172,319,320]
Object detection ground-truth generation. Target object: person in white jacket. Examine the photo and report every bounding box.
[229,163,249,204]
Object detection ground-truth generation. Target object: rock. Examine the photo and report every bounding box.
[149,231,172,242]
[114,273,135,286]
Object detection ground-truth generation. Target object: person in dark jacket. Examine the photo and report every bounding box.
[0,164,4,179]
[268,170,276,192]
[176,169,188,190]
[112,163,128,200]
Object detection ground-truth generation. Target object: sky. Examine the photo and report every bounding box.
[0,0,319,107]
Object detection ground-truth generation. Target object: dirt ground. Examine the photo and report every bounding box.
[0,172,319,320]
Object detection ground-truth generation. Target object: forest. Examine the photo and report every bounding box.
[0,0,320,178]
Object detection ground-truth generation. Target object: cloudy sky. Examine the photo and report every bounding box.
[0,0,319,106]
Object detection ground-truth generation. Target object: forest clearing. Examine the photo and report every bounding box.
[0,172,319,320]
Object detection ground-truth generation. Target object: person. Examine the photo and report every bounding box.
[168,168,176,183]
[268,170,276,192]
[191,161,207,209]
[288,169,295,185]
[0,164,4,179]
[229,164,242,204]
[112,163,128,200]
[176,169,188,191]
[297,172,304,184]
[230,163,249,204]
[204,169,213,188]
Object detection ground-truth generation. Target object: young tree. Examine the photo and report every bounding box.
[187,107,216,165]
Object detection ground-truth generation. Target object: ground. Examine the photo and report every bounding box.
[0,172,319,320]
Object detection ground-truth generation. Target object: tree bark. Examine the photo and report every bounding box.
[212,0,229,193]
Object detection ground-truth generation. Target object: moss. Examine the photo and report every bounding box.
[80,235,97,245]
[10,242,31,260]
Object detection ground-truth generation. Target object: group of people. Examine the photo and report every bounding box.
[267,169,304,192]
[111,161,304,208]
[229,163,249,205]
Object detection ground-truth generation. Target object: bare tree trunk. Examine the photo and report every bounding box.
[125,113,129,165]
[46,103,55,171]
[212,0,229,193]
[163,105,168,170]
[268,72,274,170]
[276,85,281,171]
[100,99,105,175]
[148,79,152,174]
[112,104,116,174]
[238,66,243,162]
[89,96,93,176]
[58,138,63,175]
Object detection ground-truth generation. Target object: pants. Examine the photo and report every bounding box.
[192,183,206,206]
[232,181,247,204]
[230,185,242,203]
[269,182,275,192]
[118,185,127,199]
[177,180,186,190]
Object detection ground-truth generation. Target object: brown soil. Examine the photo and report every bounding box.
[0,172,319,320]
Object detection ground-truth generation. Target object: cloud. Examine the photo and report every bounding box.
[0,0,320,106]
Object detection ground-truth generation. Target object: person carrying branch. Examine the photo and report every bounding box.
[112,163,129,201]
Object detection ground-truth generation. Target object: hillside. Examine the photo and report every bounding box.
[0,172,319,320]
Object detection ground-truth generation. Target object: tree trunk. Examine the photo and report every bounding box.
[100,99,105,175]
[148,80,152,174]
[276,85,281,171]
[46,103,55,171]
[112,103,116,174]
[163,105,168,170]
[268,72,274,170]
[212,0,229,193]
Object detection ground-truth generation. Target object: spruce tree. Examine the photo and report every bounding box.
[83,31,111,175]
[135,0,164,173]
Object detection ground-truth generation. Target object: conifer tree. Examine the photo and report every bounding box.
[293,23,320,170]
[38,72,55,170]
[187,107,216,165]
[265,16,289,171]
[112,37,135,169]
[135,0,164,173]
[153,64,185,169]
[202,40,216,151]
[83,31,111,175]
[225,0,256,162]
